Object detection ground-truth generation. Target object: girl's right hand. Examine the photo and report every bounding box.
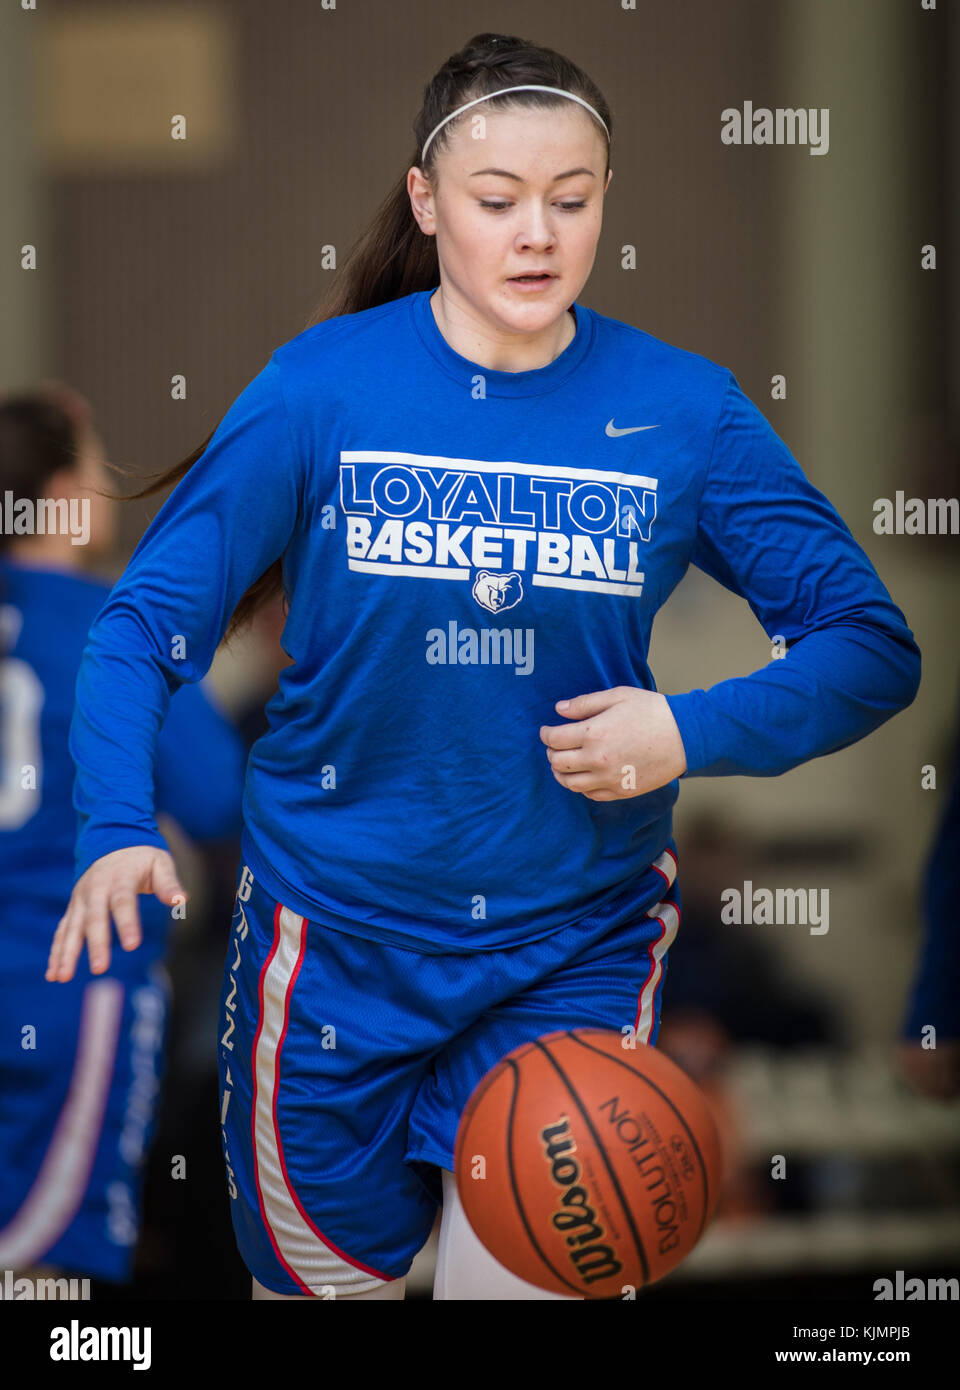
[46,846,188,983]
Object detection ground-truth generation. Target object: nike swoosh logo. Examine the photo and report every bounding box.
[605,419,660,437]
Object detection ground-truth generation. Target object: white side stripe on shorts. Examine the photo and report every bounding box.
[251,904,392,1295]
[650,847,678,893]
[0,978,124,1268]
[634,899,680,1045]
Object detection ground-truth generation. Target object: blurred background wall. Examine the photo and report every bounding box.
[2,0,956,1295]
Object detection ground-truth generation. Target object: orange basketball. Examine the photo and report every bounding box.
[453,1028,722,1299]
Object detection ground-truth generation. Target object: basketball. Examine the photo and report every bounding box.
[453,1028,723,1299]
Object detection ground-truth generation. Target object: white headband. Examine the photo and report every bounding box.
[419,85,609,164]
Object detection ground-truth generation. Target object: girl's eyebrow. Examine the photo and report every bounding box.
[468,166,596,182]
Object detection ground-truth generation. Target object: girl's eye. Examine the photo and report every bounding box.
[479,200,587,212]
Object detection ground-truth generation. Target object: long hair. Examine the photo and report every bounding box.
[111,32,612,645]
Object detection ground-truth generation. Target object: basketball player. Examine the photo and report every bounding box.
[0,387,248,1287]
[46,34,921,1300]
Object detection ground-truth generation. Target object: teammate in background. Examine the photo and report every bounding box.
[0,386,248,1290]
[898,695,960,1100]
[49,33,921,1301]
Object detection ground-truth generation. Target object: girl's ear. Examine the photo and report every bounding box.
[407,166,437,236]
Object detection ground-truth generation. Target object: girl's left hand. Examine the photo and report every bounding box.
[539,687,687,801]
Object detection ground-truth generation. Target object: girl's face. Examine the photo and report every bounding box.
[410,105,611,334]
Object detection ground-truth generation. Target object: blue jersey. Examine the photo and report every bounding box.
[69,290,920,953]
[0,561,248,971]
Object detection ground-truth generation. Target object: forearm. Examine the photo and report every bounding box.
[70,603,176,879]
[664,621,921,778]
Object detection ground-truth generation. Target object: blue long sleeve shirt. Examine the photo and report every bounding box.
[69,289,921,953]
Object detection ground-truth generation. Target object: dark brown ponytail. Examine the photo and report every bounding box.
[116,32,612,645]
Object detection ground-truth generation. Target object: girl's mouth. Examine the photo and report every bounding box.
[508,273,556,288]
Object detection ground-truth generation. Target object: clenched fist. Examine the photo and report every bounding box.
[540,687,687,801]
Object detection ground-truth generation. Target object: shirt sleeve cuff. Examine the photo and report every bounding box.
[663,690,709,777]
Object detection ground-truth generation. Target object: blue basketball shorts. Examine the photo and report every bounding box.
[217,855,681,1297]
[0,953,170,1283]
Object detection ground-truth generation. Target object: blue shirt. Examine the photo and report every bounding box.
[0,561,247,971]
[69,289,921,953]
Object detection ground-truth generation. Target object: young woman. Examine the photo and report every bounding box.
[0,387,247,1288]
[46,33,921,1301]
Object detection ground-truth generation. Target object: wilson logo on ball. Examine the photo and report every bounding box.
[539,1116,622,1287]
